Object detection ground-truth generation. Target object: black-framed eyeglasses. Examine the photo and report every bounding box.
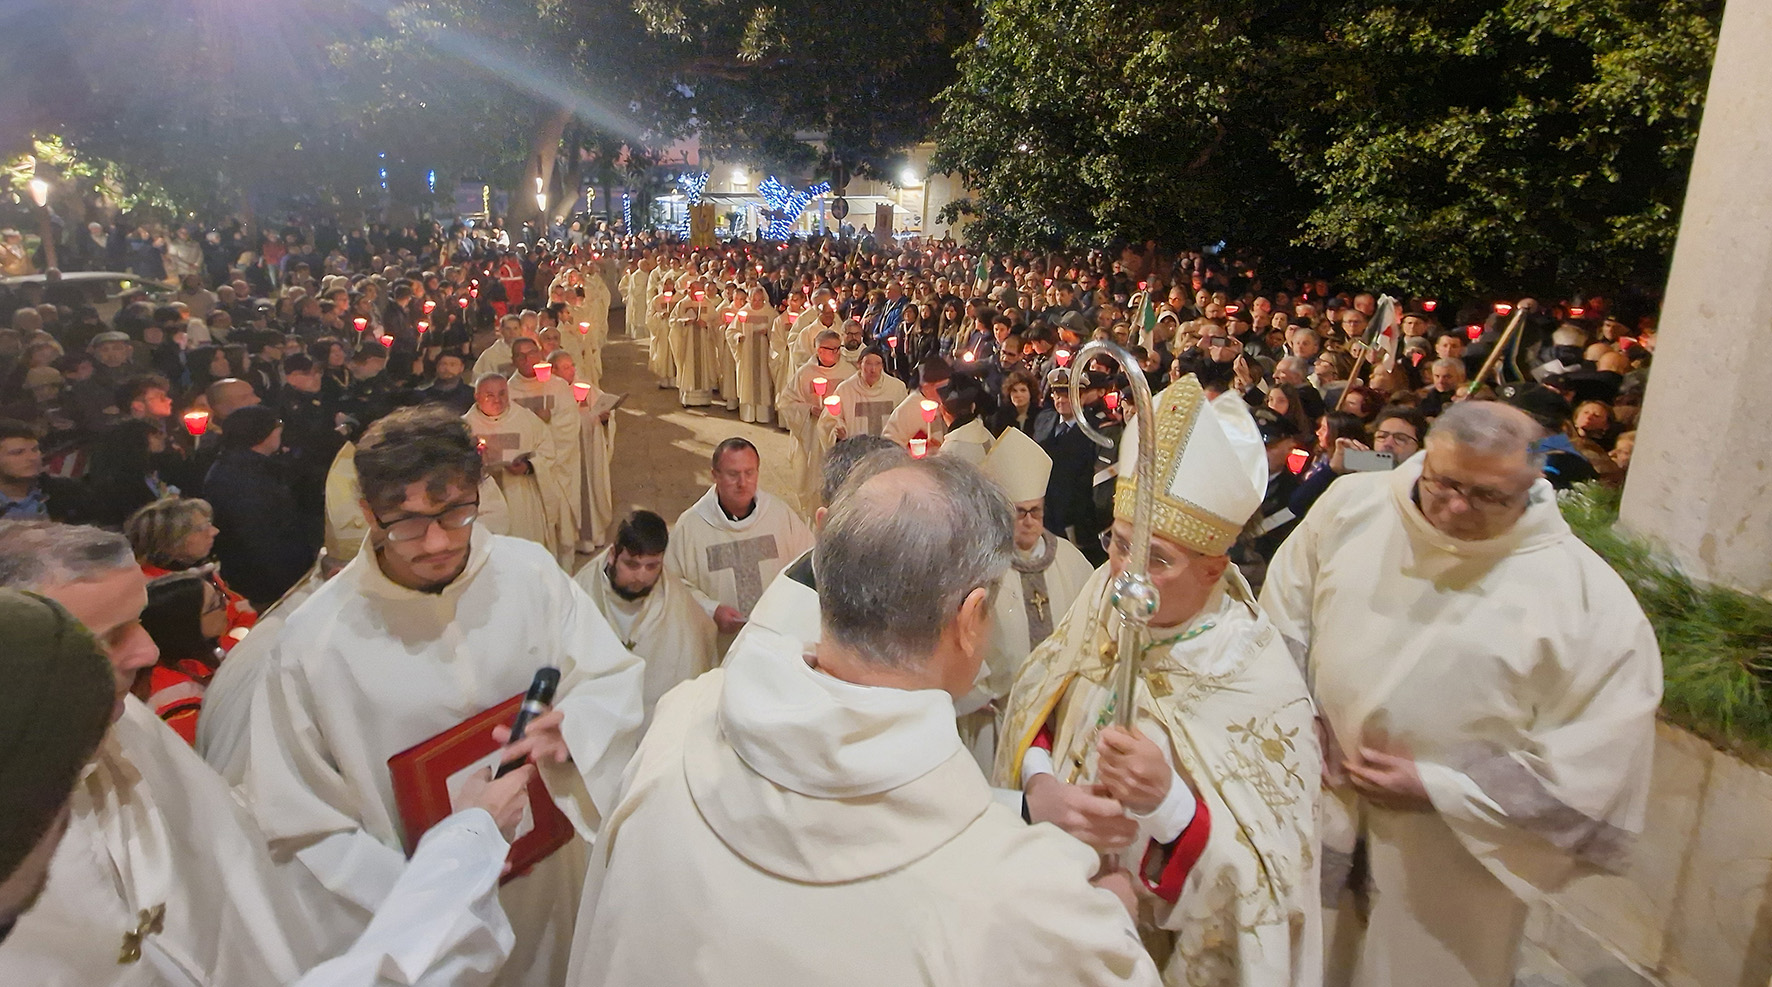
[1014,504,1045,521]
[372,499,480,542]
[1418,462,1526,512]
[1372,428,1419,448]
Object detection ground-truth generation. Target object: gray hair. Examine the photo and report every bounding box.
[1551,325,1588,347]
[1430,357,1467,378]
[0,522,137,591]
[817,456,1012,670]
[821,436,907,506]
[814,329,840,345]
[473,372,507,391]
[1426,402,1547,475]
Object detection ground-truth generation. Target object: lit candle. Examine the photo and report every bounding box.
[1138,281,1148,291]
[181,409,210,436]
[469,287,478,298]
[963,350,976,362]
[458,298,469,309]
[1055,349,1072,368]
[1422,299,1438,312]
[416,320,429,334]
[823,394,842,416]
[888,336,899,349]
[919,399,939,423]
[811,376,828,398]
[1494,301,1514,316]
[533,362,554,381]
[353,317,368,333]
[909,436,928,459]
[1287,447,1309,474]
[694,291,705,301]
[572,381,593,404]
[423,300,436,314]
[1466,325,1483,341]
[1104,391,1120,411]
[1569,306,1585,318]
[578,321,590,334]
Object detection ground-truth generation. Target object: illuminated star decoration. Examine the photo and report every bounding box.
[757,177,831,240]
[676,171,709,237]
[621,190,632,233]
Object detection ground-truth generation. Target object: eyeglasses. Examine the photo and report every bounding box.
[1372,428,1419,447]
[1418,462,1526,512]
[1014,505,1045,521]
[1098,530,1182,576]
[372,500,480,542]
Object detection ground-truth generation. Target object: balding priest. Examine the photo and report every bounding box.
[666,438,814,654]
[956,426,1095,772]
[996,375,1321,987]
[566,453,1160,987]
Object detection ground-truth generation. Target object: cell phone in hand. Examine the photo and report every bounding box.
[1343,449,1395,472]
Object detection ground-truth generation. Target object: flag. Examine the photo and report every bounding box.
[1136,291,1157,347]
[973,252,990,293]
[1362,294,1400,372]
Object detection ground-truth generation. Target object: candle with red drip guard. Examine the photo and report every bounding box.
[353,317,368,333]
[823,394,842,417]
[1287,447,1309,474]
[578,321,590,334]
[1493,301,1514,316]
[422,300,436,315]
[1104,391,1120,411]
[1055,348,1072,368]
[919,399,939,423]
[1466,325,1483,341]
[909,436,928,459]
[181,409,210,436]
[811,377,829,398]
[572,381,593,404]
[533,363,553,381]
[1422,299,1438,312]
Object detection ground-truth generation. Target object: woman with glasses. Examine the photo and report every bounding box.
[127,495,260,651]
[134,570,231,744]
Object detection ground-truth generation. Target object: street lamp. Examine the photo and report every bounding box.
[26,178,56,272]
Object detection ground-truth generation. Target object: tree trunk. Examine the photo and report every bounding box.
[516,105,573,225]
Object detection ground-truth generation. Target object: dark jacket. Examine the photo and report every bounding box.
[203,449,321,607]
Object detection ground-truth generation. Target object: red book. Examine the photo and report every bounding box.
[387,693,575,884]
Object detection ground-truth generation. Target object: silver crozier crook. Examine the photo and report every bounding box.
[1066,340,1159,728]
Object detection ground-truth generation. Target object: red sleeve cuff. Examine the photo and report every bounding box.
[1032,726,1053,752]
[1140,793,1210,903]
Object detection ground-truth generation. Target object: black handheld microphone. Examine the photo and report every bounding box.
[495,667,561,778]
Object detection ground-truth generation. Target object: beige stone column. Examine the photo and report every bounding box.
[1618,0,1772,597]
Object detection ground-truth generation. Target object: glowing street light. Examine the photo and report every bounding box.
[26,177,55,271]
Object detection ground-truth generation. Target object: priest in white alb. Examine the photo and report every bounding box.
[472,313,536,382]
[996,375,1321,987]
[883,356,953,451]
[955,426,1094,773]
[670,277,718,407]
[817,345,907,449]
[566,455,1160,987]
[241,407,646,987]
[784,289,840,382]
[645,265,676,389]
[463,375,559,554]
[779,329,856,512]
[549,350,618,553]
[574,509,717,727]
[666,438,814,655]
[730,287,776,424]
[770,292,806,395]
[0,522,531,986]
[1259,401,1662,987]
[505,338,583,565]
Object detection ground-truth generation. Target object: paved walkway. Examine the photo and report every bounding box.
[600,307,799,527]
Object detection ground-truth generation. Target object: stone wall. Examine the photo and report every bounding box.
[1517,724,1772,986]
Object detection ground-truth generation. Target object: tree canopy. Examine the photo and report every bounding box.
[935,0,1723,295]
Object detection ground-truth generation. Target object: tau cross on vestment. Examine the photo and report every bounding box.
[705,534,780,613]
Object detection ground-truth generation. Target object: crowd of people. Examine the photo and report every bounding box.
[0,213,1665,987]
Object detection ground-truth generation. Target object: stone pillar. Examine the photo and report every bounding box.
[1618,0,1772,597]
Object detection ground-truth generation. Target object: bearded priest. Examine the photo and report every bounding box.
[995,375,1320,987]
[575,510,717,727]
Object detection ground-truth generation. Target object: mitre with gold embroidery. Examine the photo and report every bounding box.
[1113,374,1268,555]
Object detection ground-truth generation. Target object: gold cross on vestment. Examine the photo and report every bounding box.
[118,903,166,964]
[1028,589,1049,622]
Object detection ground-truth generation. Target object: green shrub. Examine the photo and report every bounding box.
[1563,483,1772,761]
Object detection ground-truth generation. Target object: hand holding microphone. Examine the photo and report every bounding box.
[493,667,564,778]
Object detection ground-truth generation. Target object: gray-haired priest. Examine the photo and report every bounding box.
[996,375,1320,987]
[567,453,1159,986]
[1260,400,1661,987]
